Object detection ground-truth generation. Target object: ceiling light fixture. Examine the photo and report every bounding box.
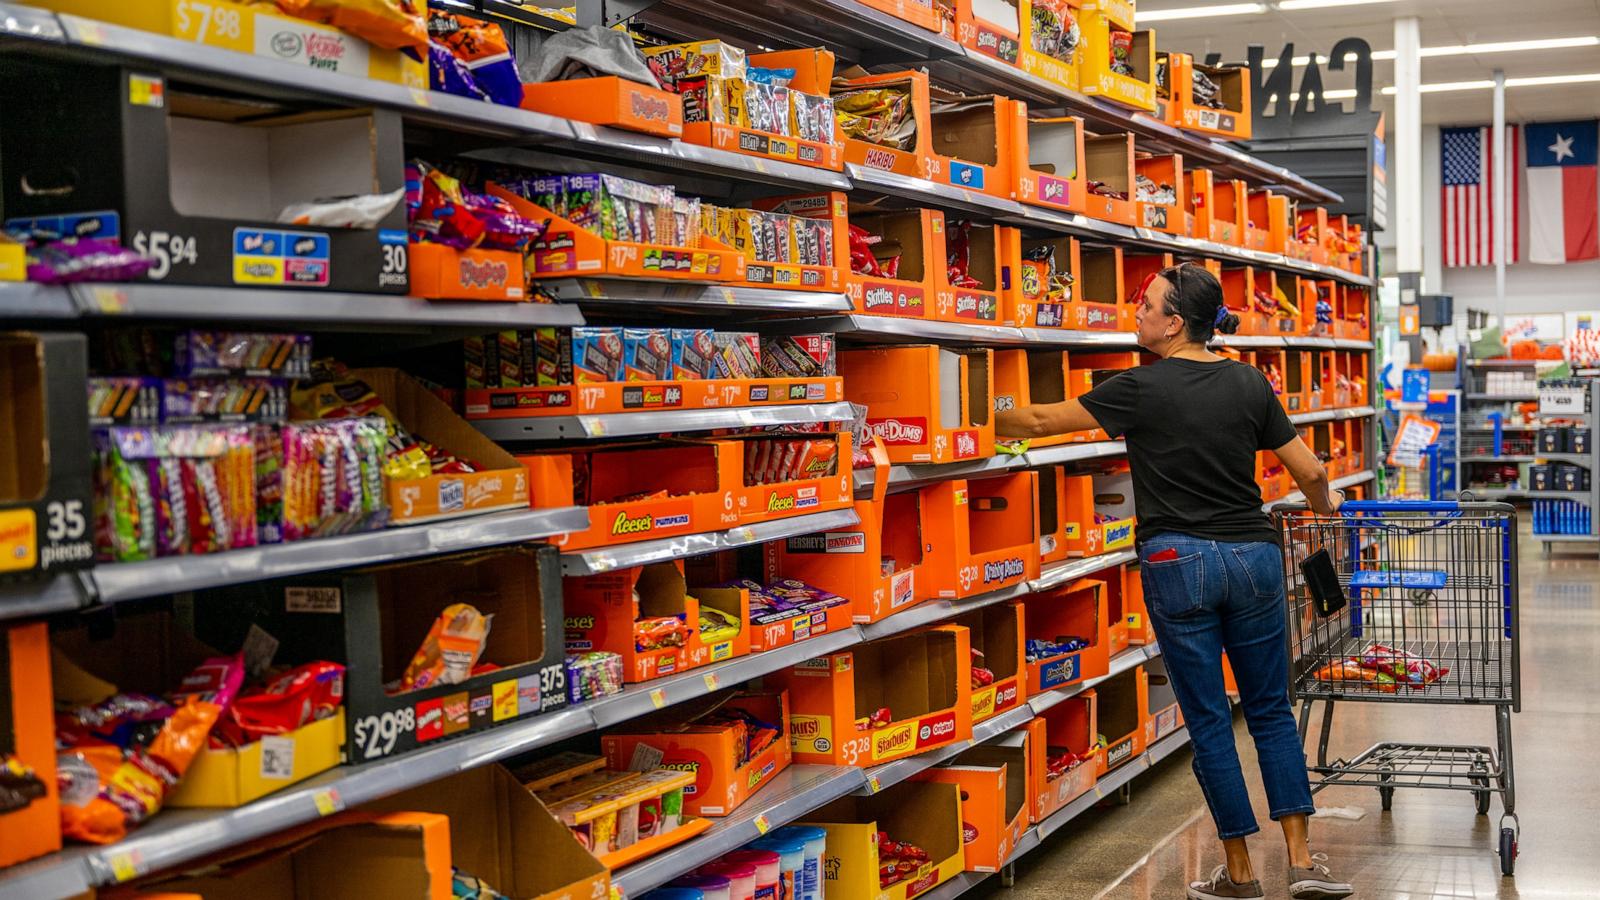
[1134,2,1266,22]
[1269,73,1600,101]
[1260,36,1598,68]
[1274,0,1399,9]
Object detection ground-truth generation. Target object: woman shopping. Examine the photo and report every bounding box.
[995,264,1353,900]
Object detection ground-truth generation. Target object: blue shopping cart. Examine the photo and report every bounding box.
[1273,499,1521,875]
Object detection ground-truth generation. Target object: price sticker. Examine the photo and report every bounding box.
[721,287,738,305]
[77,20,105,44]
[649,688,667,709]
[88,286,129,314]
[867,775,882,793]
[754,814,772,834]
[753,159,769,174]
[585,419,609,437]
[703,672,720,691]
[313,787,345,816]
[409,88,431,108]
[107,851,145,883]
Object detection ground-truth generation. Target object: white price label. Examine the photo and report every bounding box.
[1539,388,1586,416]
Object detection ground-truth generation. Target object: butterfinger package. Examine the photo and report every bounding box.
[760,334,836,377]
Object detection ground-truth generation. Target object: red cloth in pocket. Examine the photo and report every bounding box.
[1149,548,1179,562]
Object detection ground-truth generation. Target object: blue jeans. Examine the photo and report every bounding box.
[1138,534,1315,840]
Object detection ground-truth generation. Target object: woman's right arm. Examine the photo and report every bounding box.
[1274,437,1343,515]
[995,398,1102,439]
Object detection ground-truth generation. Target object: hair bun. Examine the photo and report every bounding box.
[1217,313,1241,335]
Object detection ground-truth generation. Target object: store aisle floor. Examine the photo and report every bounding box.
[980,528,1600,899]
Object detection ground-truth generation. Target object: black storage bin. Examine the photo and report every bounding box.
[1530,464,1553,491]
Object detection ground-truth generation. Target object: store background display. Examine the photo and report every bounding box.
[0,0,1381,896]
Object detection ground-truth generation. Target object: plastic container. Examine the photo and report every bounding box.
[750,834,808,900]
[771,825,827,900]
[670,875,733,900]
[646,889,706,900]
[699,862,758,900]
[723,849,782,900]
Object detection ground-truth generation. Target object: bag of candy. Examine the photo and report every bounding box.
[428,11,522,106]
[274,0,427,54]
[1312,657,1398,693]
[397,603,493,693]
[212,661,346,747]
[1361,643,1449,686]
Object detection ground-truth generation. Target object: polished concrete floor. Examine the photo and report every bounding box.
[983,528,1599,898]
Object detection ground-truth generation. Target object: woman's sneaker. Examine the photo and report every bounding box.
[1187,865,1264,899]
[1289,853,1355,899]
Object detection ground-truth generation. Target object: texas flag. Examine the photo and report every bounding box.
[1525,120,1598,263]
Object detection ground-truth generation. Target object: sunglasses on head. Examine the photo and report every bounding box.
[1131,265,1191,313]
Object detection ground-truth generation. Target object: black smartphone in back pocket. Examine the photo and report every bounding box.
[1301,549,1347,618]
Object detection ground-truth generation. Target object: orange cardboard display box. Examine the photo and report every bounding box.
[803,780,966,900]
[1096,664,1148,775]
[850,207,939,319]
[0,622,58,869]
[1248,270,1305,339]
[749,190,850,293]
[841,345,995,465]
[1083,132,1137,226]
[521,75,683,138]
[1009,0,1089,93]
[1065,350,1140,442]
[1077,6,1156,112]
[1100,562,1131,655]
[955,0,1021,64]
[919,472,1040,600]
[363,764,611,900]
[409,243,525,301]
[1338,286,1371,341]
[465,375,845,422]
[1029,690,1101,820]
[345,368,529,524]
[857,0,948,35]
[1125,566,1155,644]
[1309,350,1334,412]
[1252,348,1292,413]
[602,690,793,817]
[1292,206,1330,264]
[1011,235,1081,331]
[489,184,744,284]
[1089,466,1137,556]
[1257,448,1290,503]
[926,93,1022,200]
[1022,577,1111,693]
[522,432,853,550]
[936,219,1014,324]
[766,441,925,625]
[1075,244,1128,331]
[1183,167,1213,240]
[1012,115,1088,214]
[1219,264,1256,329]
[1306,280,1337,338]
[1036,466,1075,562]
[777,626,974,767]
[953,602,1027,723]
[1152,51,1186,127]
[911,742,1030,872]
[677,48,847,172]
[1282,349,1313,414]
[991,348,1071,448]
[1143,656,1184,746]
[833,69,938,180]
[1245,189,1290,254]
[564,561,752,683]
[1210,178,1249,246]
[1134,152,1186,234]
[1173,55,1253,140]
[114,811,454,900]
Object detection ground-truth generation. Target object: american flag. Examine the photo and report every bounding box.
[1442,125,1519,267]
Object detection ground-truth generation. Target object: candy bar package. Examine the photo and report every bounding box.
[173,331,312,379]
[566,651,625,703]
[1108,30,1135,77]
[642,39,749,89]
[791,90,837,143]
[93,425,259,562]
[562,174,677,244]
[463,334,493,389]
[672,196,703,247]
[497,331,524,388]
[743,68,792,136]
[160,379,289,424]
[742,437,839,486]
[622,328,673,381]
[87,377,161,427]
[670,329,715,380]
[744,578,849,626]
[712,332,762,379]
[760,334,836,378]
[795,217,834,267]
[276,417,391,542]
[534,326,575,385]
[572,326,626,383]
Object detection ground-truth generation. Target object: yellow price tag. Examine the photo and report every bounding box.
[650,688,667,709]
[721,287,738,304]
[313,787,344,816]
[89,286,129,314]
[753,159,769,174]
[77,20,105,44]
[703,672,720,691]
[754,814,772,834]
[867,776,881,793]
[409,88,431,108]
[108,851,143,883]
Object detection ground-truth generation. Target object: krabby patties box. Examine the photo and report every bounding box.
[919,472,1040,600]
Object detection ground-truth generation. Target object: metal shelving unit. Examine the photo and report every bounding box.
[471,400,856,441]
[538,279,853,314]
[559,508,862,576]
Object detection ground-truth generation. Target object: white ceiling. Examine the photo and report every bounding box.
[1138,0,1600,126]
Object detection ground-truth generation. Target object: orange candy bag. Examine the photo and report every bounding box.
[275,0,428,54]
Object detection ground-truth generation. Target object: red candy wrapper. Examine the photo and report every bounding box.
[213,661,346,748]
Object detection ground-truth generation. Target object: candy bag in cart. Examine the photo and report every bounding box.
[1311,657,1398,693]
[1361,643,1449,686]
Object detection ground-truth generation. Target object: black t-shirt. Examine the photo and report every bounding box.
[1079,357,1298,545]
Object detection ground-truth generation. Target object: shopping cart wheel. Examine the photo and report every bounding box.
[1499,827,1518,876]
[1471,759,1492,816]
[1378,763,1395,811]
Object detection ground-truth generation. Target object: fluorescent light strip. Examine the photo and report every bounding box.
[1275,0,1398,8]
[1261,36,1598,68]
[1271,73,1600,101]
[1135,2,1265,21]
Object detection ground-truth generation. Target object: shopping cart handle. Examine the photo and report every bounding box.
[1340,499,1461,514]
